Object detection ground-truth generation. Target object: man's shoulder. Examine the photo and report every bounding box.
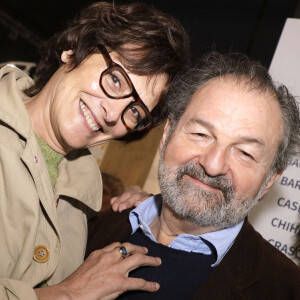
[85,208,132,258]
[225,219,300,286]
[233,219,299,270]
[249,223,300,276]
[200,220,300,298]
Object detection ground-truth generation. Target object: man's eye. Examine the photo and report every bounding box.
[195,133,207,138]
[240,150,253,159]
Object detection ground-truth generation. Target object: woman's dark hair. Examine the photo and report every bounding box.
[25,1,189,141]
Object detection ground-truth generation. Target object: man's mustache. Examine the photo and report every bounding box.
[176,162,235,202]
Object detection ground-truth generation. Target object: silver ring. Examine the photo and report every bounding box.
[118,245,128,259]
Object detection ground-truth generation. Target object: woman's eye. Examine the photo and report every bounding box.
[130,106,142,123]
[110,73,121,89]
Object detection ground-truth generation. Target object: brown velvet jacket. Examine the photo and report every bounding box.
[86,208,300,300]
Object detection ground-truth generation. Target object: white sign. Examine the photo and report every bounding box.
[249,18,300,265]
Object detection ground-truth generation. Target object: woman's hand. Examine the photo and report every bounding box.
[110,185,152,212]
[35,242,161,300]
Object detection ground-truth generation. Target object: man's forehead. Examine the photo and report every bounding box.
[183,77,278,117]
[177,77,283,146]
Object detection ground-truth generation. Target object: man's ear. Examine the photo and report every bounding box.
[261,171,282,197]
[61,50,73,64]
[159,118,171,154]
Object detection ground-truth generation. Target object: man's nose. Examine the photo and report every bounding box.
[199,145,229,177]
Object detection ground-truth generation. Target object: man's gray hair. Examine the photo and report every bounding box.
[166,51,300,174]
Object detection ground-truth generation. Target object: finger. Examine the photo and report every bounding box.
[110,195,119,206]
[86,242,122,260]
[115,192,150,212]
[110,194,129,207]
[111,185,148,211]
[114,242,148,257]
[124,277,160,293]
[121,252,162,274]
[117,194,144,212]
[111,185,143,204]
[110,192,130,205]
[102,242,122,252]
[111,194,131,211]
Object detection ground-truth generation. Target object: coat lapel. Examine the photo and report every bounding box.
[193,219,263,299]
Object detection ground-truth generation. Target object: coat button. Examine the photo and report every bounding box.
[33,245,50,263]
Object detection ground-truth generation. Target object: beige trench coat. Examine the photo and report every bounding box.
[0,65,102,299]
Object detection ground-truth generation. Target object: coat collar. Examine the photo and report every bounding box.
[0,65,102,212]
[0,65,33,139]
[194,219,263,298]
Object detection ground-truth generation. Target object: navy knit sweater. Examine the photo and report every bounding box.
[118,229,216,300]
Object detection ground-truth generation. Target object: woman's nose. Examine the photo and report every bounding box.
[101,99,129,124]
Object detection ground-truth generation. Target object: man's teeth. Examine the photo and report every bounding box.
[80,100,100,131]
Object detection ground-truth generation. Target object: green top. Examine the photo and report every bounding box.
[34,133,63,288]
[35,133,64,189]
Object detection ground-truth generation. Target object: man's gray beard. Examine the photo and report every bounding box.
[158,159,270,229]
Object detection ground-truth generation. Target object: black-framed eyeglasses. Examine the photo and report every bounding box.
[97,44,153,132]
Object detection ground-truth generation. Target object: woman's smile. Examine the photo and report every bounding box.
[79,99,102,133]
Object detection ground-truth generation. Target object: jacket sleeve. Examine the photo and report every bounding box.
[0,279,38,300]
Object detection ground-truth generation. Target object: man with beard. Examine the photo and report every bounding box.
[86,52,300,299]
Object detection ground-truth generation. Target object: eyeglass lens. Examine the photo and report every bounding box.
[123,102,151,130]
[102,67,132,97]
[101,67,151,130]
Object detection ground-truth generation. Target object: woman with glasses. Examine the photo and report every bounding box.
[0,2,189,299]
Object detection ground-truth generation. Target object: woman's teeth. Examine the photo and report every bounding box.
[80,100,100,132]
